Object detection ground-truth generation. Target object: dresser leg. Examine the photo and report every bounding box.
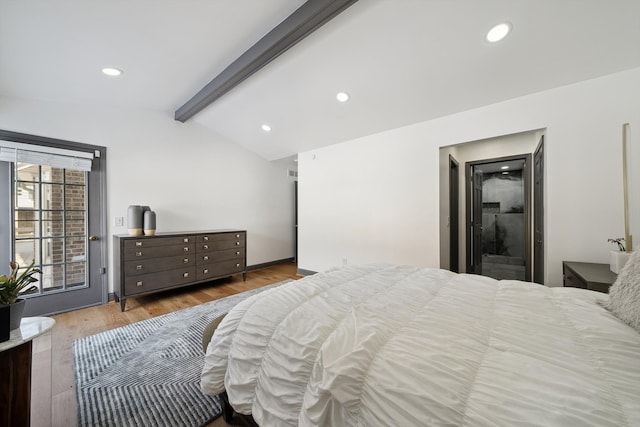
[242,272,246,281]
[120,299,126,312]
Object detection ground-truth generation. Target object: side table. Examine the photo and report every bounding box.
[562,261,618,293]
[0,317,55,427]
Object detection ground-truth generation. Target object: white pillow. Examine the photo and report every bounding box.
[605,250,640,331]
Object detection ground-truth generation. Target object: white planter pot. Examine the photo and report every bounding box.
[610,250,632,274]
[9,298,26,330]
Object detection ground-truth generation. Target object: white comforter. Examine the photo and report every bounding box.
[201,264,640,426]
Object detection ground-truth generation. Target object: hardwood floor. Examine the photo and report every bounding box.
[34,262,299,427]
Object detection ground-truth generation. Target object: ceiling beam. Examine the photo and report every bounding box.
[174,0,359,122]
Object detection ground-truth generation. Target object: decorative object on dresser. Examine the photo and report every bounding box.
[127,205,144,236]
[113,230,246,311]
[562,261,617,293]
[127,205,157,236]
[143,209,157,236]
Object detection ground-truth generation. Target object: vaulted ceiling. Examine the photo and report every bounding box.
[2,0,639,160]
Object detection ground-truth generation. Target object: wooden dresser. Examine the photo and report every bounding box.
[113,230,246,311]
[562,261,617,293]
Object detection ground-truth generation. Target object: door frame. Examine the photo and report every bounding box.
[533,136,545,284]
[471,168,484,274]
[465,153,532,280]
[294,180,298,263]
[449,155,459,273]
[0,129,108,315]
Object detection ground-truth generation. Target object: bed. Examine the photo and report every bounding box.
[201,260,640,426]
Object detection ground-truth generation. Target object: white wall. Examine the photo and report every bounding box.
[299,67,640,286]
[0,96,295,293]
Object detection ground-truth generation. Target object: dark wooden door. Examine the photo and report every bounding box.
[449,155,459,272]
[472,168,483,274]
[534,136,545,284]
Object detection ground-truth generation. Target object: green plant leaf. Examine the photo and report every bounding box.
[20,285,38,295]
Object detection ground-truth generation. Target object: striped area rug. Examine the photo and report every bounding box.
[73,280,290,427]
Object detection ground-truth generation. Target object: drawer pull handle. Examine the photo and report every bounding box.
[236,241,240,246]
[203,255,209,261]
[203,244,209,250]
[236,251,240,255]
[203,269,209,274]
[136,241,143,247]
[184,247,189,252]
[136,251,142,257]
[183,272,189,278]
[136,281,143,287]
[136,265,143,270]
[183,238,189,243]
[183,258,189,263]
[236,234,240,238]
[236,263,240,267]
[204,236,209,241]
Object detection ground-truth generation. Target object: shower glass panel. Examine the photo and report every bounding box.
[479,161,526,280]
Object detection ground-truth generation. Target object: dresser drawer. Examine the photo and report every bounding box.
[199,238,245,252]
[124,243,195,260]
[196,259,246,281]
[124,236,195,249]
[124,267,196,296]
[196,248,245,265]
[197,232,245,243]
[124,255,195,276]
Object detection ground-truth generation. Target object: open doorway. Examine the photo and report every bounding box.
[466,154,531,281]
[439,130,545,282]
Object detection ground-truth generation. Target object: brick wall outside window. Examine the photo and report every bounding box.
[14,166,87,291]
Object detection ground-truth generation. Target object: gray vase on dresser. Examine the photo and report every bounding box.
[113,230,247,311]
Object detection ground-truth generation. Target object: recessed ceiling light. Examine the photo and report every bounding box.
[102,67,123,77]
[486,22,511,43]
[336,92,350,102]
[261,124,272,132]
[501,165,509,170]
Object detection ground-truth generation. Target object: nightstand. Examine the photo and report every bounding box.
[562,261,618,293]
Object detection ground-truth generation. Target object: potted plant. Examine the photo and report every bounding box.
[0,260,40,330]
[608,238,631,274]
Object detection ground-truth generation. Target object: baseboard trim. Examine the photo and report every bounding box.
[296,268,317,276]
[40,301,104,317]
[247,258,295,271]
